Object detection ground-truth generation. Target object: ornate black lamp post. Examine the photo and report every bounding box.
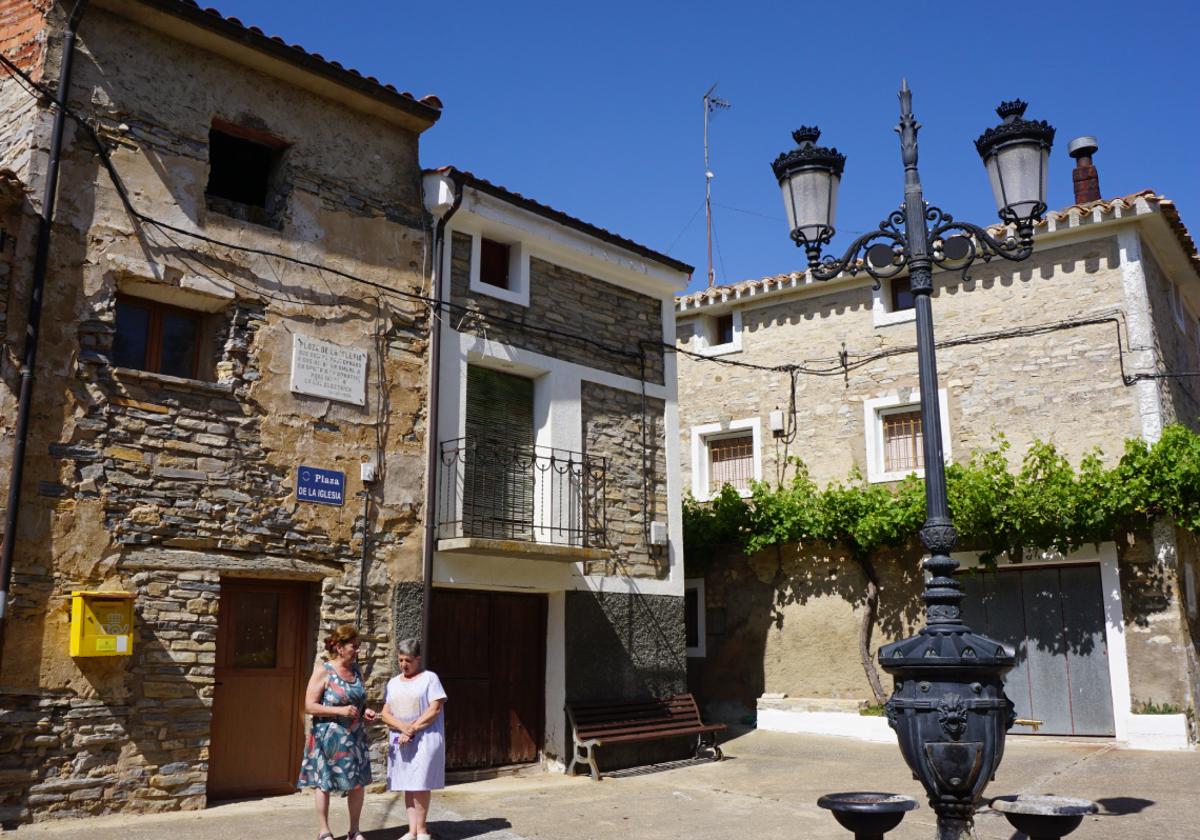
[772,82,1055,840]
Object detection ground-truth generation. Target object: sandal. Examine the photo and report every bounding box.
[318,834,334,840]
[347,831,367,840]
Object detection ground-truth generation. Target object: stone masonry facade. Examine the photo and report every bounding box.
[0,6,436,825]
[449,232,665,385]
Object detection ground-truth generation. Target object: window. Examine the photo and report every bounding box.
[890,277,915,312]
[479,238,511,289]
[691,418,760,499]
[467,232,530,306]
[881,409,923,473]
[694,309,742,356]
[112,295,205,379]
[463,365,535,539]
[873,276,917,327]
[864,390,950,483]
[684,579,706,657]
[206,121,287,226]
[708,434,754,494]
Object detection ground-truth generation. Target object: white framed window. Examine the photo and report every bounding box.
[693,309,742,356]
[690,417,761,500]
[684,578,706,657]
[469,232,530,307]
[872,275,917,327]
[863,390,951,483]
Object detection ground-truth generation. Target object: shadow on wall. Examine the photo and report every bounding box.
[688,541,926,723]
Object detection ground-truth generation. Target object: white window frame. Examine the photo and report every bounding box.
[690,417,761,500]
[693,309,742,356]
[469,232,530,307]
[864,390,951,484]
[872,276,917,328]
[684,578,706,657]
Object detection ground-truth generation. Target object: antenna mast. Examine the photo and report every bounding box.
[703,83,730,287]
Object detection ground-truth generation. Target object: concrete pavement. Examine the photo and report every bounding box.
[12,729,1198,839]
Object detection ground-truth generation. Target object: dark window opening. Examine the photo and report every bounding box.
[890,277,915,312]
[205,122,287,226]
[684,586,700,650]
[715,313,735,345]
[113,295,206,380]
[479,238,511,289]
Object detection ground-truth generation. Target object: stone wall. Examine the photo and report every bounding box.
[449,232,664,385]
[1140,243,1200,432]
[581,382,667,579]
[678,236,1137,492]
[0,7,432,825]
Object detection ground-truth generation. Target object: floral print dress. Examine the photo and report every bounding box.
[296,661,371,794]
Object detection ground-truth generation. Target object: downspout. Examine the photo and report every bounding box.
[0,1,88,671]
[420,172,462,663]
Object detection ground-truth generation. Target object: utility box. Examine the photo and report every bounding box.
[70,591,135,657]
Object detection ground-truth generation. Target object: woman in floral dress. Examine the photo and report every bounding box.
[298,624,377,840]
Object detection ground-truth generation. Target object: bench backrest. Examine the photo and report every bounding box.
[568,693,704,739]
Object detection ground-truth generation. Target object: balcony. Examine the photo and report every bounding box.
[435,437,609,562]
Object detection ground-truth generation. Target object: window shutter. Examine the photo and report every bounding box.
[464,366,535,538]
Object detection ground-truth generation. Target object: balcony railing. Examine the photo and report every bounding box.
[436,437,607,548]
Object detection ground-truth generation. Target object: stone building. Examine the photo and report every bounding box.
[420,168,692,774]
[0,0,441,823]
[675,173,1200,748]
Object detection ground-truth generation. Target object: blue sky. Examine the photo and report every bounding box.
[213,1,1198,294]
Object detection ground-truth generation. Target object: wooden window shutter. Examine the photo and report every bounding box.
[464,366,535,538]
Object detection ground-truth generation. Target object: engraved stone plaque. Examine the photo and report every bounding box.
[289,334,367,406]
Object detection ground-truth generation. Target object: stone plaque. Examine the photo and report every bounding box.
[290,334,367,406]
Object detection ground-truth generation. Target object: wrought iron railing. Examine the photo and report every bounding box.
[437,437,607,548]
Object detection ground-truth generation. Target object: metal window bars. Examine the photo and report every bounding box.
[437,437,607,548]
[882,409,924,473]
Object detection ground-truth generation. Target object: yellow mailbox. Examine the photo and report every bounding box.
[70,591,135,657]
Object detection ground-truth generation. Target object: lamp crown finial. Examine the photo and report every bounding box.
[996,99,1028,122]
[792,126,821,146]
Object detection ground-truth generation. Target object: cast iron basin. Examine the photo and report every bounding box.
[991,794,1098,839]
[816,792,918,839]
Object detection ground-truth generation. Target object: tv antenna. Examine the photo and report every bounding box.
[703,83,730,287]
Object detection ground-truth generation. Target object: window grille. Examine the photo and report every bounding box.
[708,433,754,493]
[882,410,924,473]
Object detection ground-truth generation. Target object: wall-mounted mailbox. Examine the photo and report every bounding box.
[70,591,135,657]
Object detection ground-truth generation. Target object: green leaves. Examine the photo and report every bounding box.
[683,425,1200,564]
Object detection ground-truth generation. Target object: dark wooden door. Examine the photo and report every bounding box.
[430,589,546,770]
[208,579,310,799]
[960,564,1114,736]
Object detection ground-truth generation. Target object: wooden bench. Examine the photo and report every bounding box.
[565,693,726,780]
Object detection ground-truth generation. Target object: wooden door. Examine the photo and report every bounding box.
[430,589,546,770]
[208,579,310,799]
[959,564,1114,736]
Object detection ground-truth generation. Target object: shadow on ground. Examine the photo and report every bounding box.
[362,817,513,840]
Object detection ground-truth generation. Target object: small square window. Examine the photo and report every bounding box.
[708,433,754,494]
[113,295,206,380]
[479,238,511,289]
[890,277,915,312]
[881,409,923,473]
[206,121,287,226]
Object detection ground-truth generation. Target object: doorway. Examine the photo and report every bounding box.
[208,579,310,799]
[959,564,1115,736]
[430,589,547,770]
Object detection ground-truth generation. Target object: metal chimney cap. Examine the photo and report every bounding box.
[1068,136,1099,159]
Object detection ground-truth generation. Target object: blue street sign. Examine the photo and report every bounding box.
[296,466,345,506]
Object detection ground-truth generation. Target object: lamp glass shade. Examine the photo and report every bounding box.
[984,139,1048,221]
[781,167,839,242]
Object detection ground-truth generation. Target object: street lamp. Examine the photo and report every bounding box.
[772,82,1055,840]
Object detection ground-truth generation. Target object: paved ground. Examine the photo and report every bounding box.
[11,729,1198,839]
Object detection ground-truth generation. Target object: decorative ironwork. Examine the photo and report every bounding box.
[436,437,607,548]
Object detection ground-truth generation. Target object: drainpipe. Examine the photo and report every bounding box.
[419,171,462,664]
[0,1,88,672]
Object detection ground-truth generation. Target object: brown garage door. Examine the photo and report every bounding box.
[430,589,546,770]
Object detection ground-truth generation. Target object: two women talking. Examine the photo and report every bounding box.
[297,625,447,840]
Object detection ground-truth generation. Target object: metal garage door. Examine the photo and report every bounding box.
[959,564,1115,736]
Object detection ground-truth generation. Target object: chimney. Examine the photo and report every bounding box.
[1068,136,1101,204]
